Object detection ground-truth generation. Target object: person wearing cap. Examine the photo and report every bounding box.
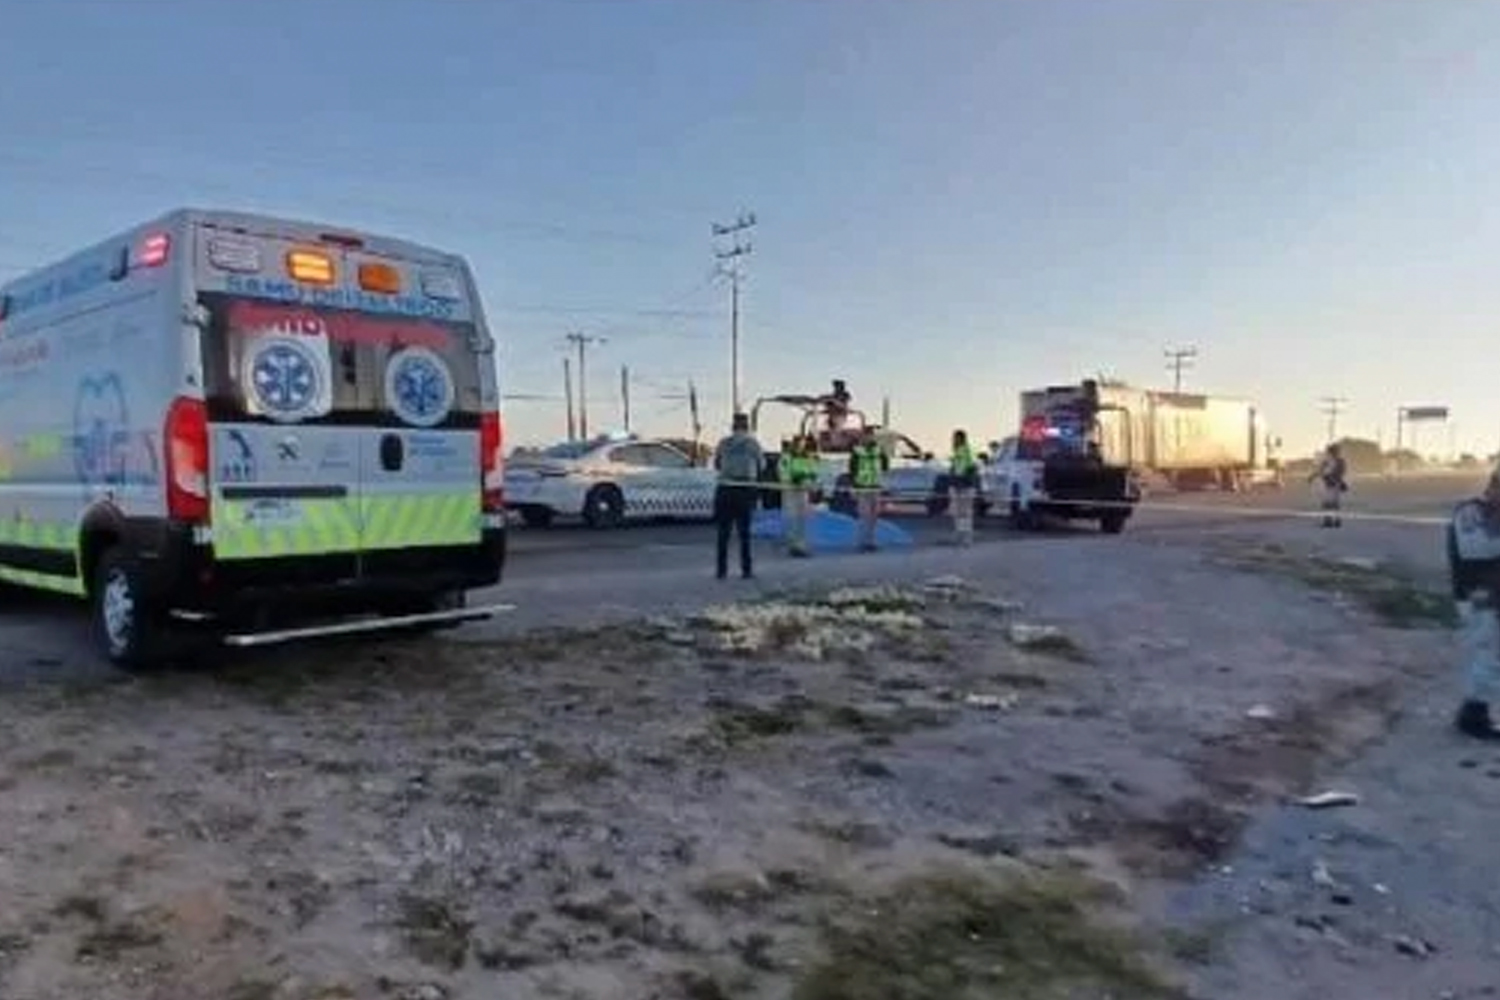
[1308,443,1348,527]
[848,427,888,552]
[1447,467,1500,740]
[948,428,980,546]
[712,412,764,580]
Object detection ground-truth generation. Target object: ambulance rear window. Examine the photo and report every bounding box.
[199,293,484,428]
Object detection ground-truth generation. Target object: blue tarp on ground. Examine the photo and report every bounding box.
[750,507,915,551]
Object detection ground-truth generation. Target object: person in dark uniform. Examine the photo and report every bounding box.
[1447,467,1500,739]
[712,412,764,579]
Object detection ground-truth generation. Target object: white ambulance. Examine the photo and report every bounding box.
[0,208,510,668]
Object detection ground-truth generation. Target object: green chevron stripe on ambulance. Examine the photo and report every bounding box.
[361,492,480,550]
[0,518,84,594]
[210,496,361,560]
[0,517,75,553]
[208,492,479,559]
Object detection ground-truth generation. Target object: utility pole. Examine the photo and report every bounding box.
[565,332,603,439]
[620,364,631,433]
[1319,396,1347,444]
[563,357,576,441]
[712,211,757,415]
[1164,345,1197,394]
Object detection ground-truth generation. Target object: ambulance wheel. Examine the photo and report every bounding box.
[92,547,165,671]
[583,484,625,529]
[1100,511,1128,535]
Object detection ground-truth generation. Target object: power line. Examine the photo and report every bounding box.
[712,211,756,415]
[1319,396,1348,443]
[1164,345,1197,393]
[565,332,605,439]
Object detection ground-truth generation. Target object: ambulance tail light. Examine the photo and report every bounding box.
[480,410,505,512]
[164,396,210,523]
[139,233,172,268]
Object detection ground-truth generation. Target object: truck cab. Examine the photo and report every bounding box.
[995,382,1139,533]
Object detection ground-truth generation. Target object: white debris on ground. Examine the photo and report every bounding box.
[1006,622,1067,647]
[690,585,929,660]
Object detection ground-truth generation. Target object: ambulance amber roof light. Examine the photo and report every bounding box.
[358,262,401,294]
[287,249,336,286]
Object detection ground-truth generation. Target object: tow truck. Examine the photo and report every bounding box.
[992,379,1139,533]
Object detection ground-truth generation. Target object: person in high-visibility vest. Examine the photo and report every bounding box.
[849,428,888,552]
[948,428,980,546]
[779,434,819,557]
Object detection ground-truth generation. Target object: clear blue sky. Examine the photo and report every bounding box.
[3,0,1498,458]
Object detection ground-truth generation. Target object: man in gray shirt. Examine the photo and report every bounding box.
[712,412,765,579]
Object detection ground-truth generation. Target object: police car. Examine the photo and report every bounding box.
[504,432,717,528]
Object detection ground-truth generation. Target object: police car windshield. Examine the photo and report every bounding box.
[539,441,599,460]
[200,293,484,428]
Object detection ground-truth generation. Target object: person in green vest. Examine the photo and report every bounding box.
[779,434,820,557]
[848,428,889,552]
[948,428,981,546]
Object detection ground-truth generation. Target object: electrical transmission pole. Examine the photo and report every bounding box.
[620,365,631,433]
[712,211,757,415]
[565,332,604,439]
[1319,396,1347,444]
[563,357,576,441]
[1164,346,1197,394]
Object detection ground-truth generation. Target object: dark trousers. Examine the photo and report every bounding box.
[714,485,756,578]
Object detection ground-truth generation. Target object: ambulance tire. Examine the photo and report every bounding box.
[1099,510,1128,535]
[392,589,469,636]
[91,547,167,671]
[583,484,625,529]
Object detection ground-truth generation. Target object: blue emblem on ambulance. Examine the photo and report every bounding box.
[385,347,453,428]
[247,337,324,423]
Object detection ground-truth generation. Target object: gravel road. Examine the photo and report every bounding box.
[0,472,1492,999]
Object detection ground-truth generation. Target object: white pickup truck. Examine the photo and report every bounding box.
[986,415,1140,534]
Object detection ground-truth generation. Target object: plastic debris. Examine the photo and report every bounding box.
[1297,791,1360,809]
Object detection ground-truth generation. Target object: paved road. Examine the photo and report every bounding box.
[508,470,1485,565]
[0,472,1482,677]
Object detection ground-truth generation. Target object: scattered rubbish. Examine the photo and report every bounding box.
[1311,859,1336,888]
[1296,790,1360,809]
[964,693,1019,711]
[1373,883,1390,896]
[980,596,1025,613]
[1337,556,1380,571]
[1245,704,1276,720]
[1390,933,1436,958]
[1007,623,1064,646]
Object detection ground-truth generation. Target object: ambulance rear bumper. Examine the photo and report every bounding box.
[130,519,507,622]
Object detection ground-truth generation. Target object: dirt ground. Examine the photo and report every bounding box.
[0,531,1480,1000]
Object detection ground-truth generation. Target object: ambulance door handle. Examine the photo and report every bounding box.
[379,433,405,472]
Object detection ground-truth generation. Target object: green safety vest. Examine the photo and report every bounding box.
[780,453,819,486]
[950,442,977,477]
[853,445,883,488]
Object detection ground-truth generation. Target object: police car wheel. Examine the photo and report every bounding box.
[92,548,164,670]
[583,484,625,529]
